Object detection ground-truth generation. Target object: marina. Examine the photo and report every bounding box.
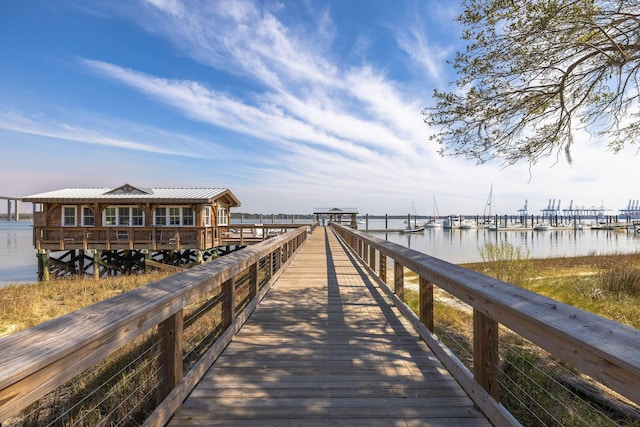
[3,214,640,285]
[2,186,640,285]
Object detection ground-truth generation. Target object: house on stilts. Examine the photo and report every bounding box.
[22,184,241,280]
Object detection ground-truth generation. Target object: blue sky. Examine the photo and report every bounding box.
[1,0,639,216]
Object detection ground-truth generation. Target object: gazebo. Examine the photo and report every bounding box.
[313,208,359,228]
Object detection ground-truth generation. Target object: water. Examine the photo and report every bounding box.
[0,221,38,286]
[2,218,640,286]
[363,218,640,264]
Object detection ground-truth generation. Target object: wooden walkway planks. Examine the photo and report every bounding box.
[168,227,491,426]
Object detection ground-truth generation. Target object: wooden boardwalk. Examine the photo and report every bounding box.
[169,227,491,426]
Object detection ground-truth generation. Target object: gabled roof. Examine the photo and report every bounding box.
[313,207,359,214]
[104,183,153,195]
[23,184,241,207]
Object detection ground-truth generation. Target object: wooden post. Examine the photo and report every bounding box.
[78,250,85,276]
[222,277,236,330]
[267,251,274,279]
[93,250,100,279]
[249,262,258,299]
[380,253,387,283]
[394,261,404,301]
[275,248,282,272]
[369,246,375,269]
[419,277,434,331]
[473,309,500,399]
[42,250,50,281]
[158,310,184,401]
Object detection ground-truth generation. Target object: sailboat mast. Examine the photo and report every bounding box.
[483,184,494,217]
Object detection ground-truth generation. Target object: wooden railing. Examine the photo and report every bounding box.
[223,223,315,246]
[331,223,640,425]
[33,223,315,251]
[34,225,219,251]
[0,225,312,426]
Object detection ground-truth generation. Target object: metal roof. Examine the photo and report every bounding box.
[313,207,359,214]
[22,184,241,206]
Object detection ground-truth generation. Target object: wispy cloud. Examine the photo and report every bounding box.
[84,1,440,160]
[0,112,169,155]
[0,110,222,159]
[72,0,468,212]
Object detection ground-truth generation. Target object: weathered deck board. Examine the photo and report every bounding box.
[168,227,491,426]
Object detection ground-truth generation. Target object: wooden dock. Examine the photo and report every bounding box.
[168,227,490,426]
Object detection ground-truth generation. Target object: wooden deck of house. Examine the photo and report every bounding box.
[168,227,491,426]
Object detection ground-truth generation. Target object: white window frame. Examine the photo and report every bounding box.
[182,207,194,226]
[82,206,95,226]
[105,207,117,226]
[62,205,77,227]
[169,207,181,225]
[103,205,145,226]
[217,207,228,226]
[204,206,211,226]
[131,207,144,226]
[156,206,197,226]
[154,207,167,226]
[118,207,130,226]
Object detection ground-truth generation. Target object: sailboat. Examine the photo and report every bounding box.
[482,184,496,229]
[424,195,442,228]
[404,202,425,232]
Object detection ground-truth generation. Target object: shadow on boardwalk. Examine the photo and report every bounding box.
[169,227,491,426]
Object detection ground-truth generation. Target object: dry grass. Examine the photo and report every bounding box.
[0,272,172,337]
[460,252,640,329]
[403,253,640,426]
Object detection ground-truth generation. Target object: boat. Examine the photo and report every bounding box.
[533,223,553,231]
[404,224,425,232]
[424,195,442,228]
[443,216,461,229]
[404,202,425,232]
[459,219,477,230]
[444,216,476,229]
[482,184,495,228]
[424,219,442,228]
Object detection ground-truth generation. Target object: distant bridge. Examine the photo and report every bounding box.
[0,196,22,221]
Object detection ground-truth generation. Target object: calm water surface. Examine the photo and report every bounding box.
[0,221,37,286]
[364,218,640,263]
[2,219,640,286]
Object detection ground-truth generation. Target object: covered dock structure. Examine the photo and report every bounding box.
[313,207,359,228]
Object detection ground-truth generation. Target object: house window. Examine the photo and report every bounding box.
[82,207,95,226]
[132,207,144,226]
[217,207,228,226]
[155,207,167,226]
[118,207,130,225]
[103,206,144,226]
[169,207,181,225]
[156,206,197,226]
[105,207,117,225]
[204,206,211,226]
[183,207,194,226]
[62,206,77,226]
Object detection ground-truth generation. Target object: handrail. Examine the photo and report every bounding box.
[331,223,640,421]
[0,225,311,424]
